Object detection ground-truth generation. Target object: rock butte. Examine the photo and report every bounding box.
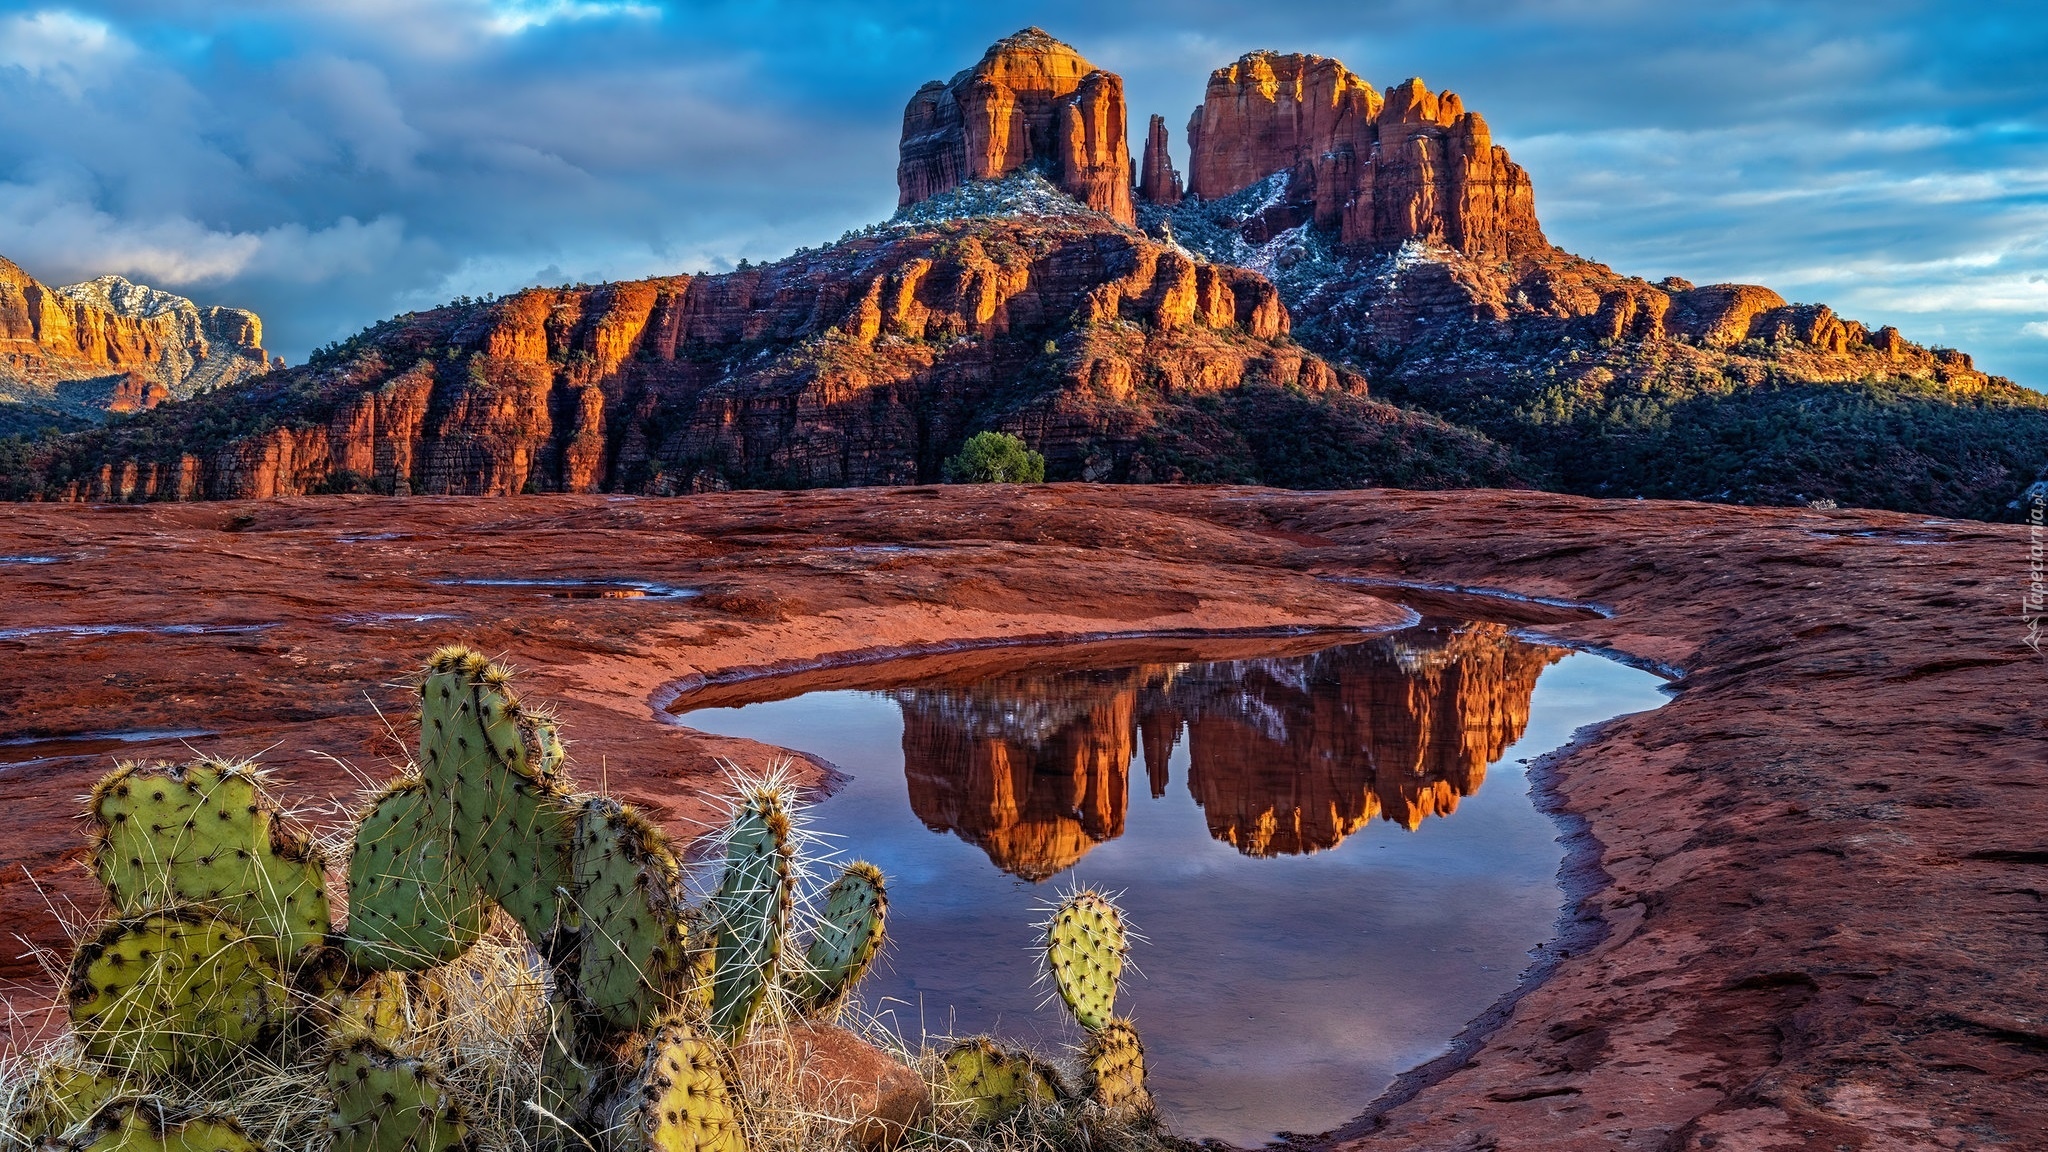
[0,486,2037,1150]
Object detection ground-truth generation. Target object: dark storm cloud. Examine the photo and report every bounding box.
[0,0,2041,385]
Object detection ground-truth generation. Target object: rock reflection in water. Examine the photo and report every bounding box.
[895,622,1560,878]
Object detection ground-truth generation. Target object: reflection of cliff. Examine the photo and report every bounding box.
[896,624,1561,877]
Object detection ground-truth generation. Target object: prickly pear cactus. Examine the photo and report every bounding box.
[1082,1018,1150,1116]
[326,1038,471,1152]
[65,1103,259,1152]
[705,784,795,1041]
[938,1039,1060,1125]
[607,1019,747,1152]
[534,1000,598,1144]
[344,779,487,972]
[13,1063,129,1145]
[417,647,579,943]
[66,912,287,1077]
[569,798,691,1032]
[1043,890,1126,1033]
[335,970,409,1043]
[89,759,331,969]
[790,861,886,1017]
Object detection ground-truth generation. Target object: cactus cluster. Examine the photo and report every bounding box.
[12,645,895,1152]
[937,888,1153,1127]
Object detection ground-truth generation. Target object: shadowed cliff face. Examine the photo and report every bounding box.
[897,623,1562,878]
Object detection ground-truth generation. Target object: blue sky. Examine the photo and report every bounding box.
[0,1,2043,387]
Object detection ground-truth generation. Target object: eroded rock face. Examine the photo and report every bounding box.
[897,28,1134,226]
[15,216,1345,501]
[1183,52,1544,259]
[0,262,269,426]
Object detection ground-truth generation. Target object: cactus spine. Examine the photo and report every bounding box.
[344,779,486,972]
[705,785,795,1041]
[608,1019,747,1152]
[938,1039,1060,1125]
[67,1103,259,1152]
[325,1038,471,1152]
[89,759,331,970]
[789,862,887,1017]
[65,911,287,1077]
[1043,890,1152,1117]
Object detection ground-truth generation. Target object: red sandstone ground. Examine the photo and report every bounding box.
[0,486,2038,1150]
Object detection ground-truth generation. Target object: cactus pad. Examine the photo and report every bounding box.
[66,912,287,1077]
[1044,890,1126,1032]
[609,1019,746,1152]
[1082,1018,1149,1116]
[938,1039,1060,1125]
[417,649,577,943]
[336,970,410,1042]
[705,785,795,1041]
[569,798,690,1032]
[90,759,331,969]
[66,1103,259,1152]
[344,779,486,972]
[15,1064,130,1144]
[790,861,886,1016]
[326,1038,472,1152]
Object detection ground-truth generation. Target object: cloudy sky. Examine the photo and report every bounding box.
[0,0,2042,386]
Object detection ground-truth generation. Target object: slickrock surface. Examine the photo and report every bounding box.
[0,263,270,431]
[897,28,1133,225]
[0,486,2037,1150]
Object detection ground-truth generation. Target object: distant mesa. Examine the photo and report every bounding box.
[0,260,270,434]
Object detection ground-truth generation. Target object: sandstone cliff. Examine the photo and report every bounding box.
[0,262,270,433]
[898,28,1134,226]
[8,190,1519,502]
[1171,52,1544,260]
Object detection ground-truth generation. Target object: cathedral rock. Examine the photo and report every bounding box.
[896,28,1135,226]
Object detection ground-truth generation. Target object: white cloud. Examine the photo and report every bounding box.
[2023,321,2048,340]
[0,9,134,96]
[0,176,406,287]
[483,0,659,35]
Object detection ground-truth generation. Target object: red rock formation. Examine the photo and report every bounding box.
[1182,52,1544,259]
[0,261,269,423]
[19,216,1329,501]
[897,29,1134,225]
[1136,114,1182,206]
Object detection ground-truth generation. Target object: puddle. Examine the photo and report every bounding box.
[0,623,277,640]
[431,578,696,599]
[335,612,464,626]
[670,620,1668,1146]
[0,555,63,564]
[0,729,218,770]
[337,533,411,543]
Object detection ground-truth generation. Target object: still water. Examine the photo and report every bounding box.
[670,621,1667,1146]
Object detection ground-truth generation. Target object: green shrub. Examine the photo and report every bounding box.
[944,431,1045,484]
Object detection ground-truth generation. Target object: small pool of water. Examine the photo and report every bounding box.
[671,620,1667,1146]
[430,578,695,599]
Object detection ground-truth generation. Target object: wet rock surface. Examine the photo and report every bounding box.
[0,485,2037,1150]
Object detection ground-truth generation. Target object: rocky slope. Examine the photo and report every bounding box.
[1,180,1515,500]
[0,263,271,435]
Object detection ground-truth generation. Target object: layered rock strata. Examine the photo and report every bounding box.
[897,28,1134,225]
[1179,52,1544,259]
[0,263,270,425]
